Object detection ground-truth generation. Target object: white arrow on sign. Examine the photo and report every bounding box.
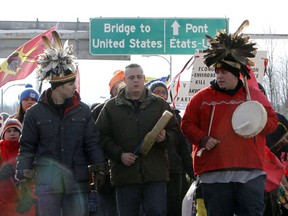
[171,21,180,36]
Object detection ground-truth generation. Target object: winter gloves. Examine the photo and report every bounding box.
[88,163,108,192]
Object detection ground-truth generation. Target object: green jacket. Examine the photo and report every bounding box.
[96,88,180,186]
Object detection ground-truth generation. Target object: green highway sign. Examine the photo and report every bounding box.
[89,18,228,55]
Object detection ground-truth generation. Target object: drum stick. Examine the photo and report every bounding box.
[197,105,215,157]
[243,76,251,101]
[235,121,250,130]
[208,105,215,135]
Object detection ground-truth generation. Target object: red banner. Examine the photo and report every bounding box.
[264,146,284,192]
[0,26,56,88]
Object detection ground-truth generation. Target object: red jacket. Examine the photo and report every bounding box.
[181,84,278,175]
[0,140,35,216]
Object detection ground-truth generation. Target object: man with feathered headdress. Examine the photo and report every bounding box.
[181,20,278,216]
[15,31,107,215]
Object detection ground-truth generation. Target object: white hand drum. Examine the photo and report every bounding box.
[232,100,267,138]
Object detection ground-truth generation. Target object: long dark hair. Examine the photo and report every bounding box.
[14,103,25,124]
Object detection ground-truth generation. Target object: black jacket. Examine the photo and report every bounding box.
[267,112,288,158]
[16,88,105,194]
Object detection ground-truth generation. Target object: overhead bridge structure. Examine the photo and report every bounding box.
[0,19,287,59]
[0,20,130,60]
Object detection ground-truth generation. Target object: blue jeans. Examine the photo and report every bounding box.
[115,182,167,216]
[201,175,266,216]
[98,190,118,216]
[37,192,88,216]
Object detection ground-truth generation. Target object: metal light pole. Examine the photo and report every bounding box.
[1,83,26,112]
[142,55,172,80]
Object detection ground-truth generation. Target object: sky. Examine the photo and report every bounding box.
[0,0,287,108]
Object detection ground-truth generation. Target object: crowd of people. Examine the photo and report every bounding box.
[0,23,288,216]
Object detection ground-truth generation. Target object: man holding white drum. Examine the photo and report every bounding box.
[181,20,278,216]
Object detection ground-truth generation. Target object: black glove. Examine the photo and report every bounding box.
[88,163,108,192]
[16,179,35,213]
[0,163,14,181]
[91,172,106,191]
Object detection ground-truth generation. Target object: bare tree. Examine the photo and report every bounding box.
[259,29,288,115]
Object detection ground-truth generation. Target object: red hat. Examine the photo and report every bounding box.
[109,70,124,92]
[1,118,22,139]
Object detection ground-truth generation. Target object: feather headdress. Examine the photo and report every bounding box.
[203,20,257,79]
[36,31,78,83]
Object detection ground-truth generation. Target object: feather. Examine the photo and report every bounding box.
[202,19,257,79]
[37,30,78,82]
[205,34,215,43]
[42,36,53,49]
[232,20,249,39]
[247,59,255,66]
[52,31,63,50]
